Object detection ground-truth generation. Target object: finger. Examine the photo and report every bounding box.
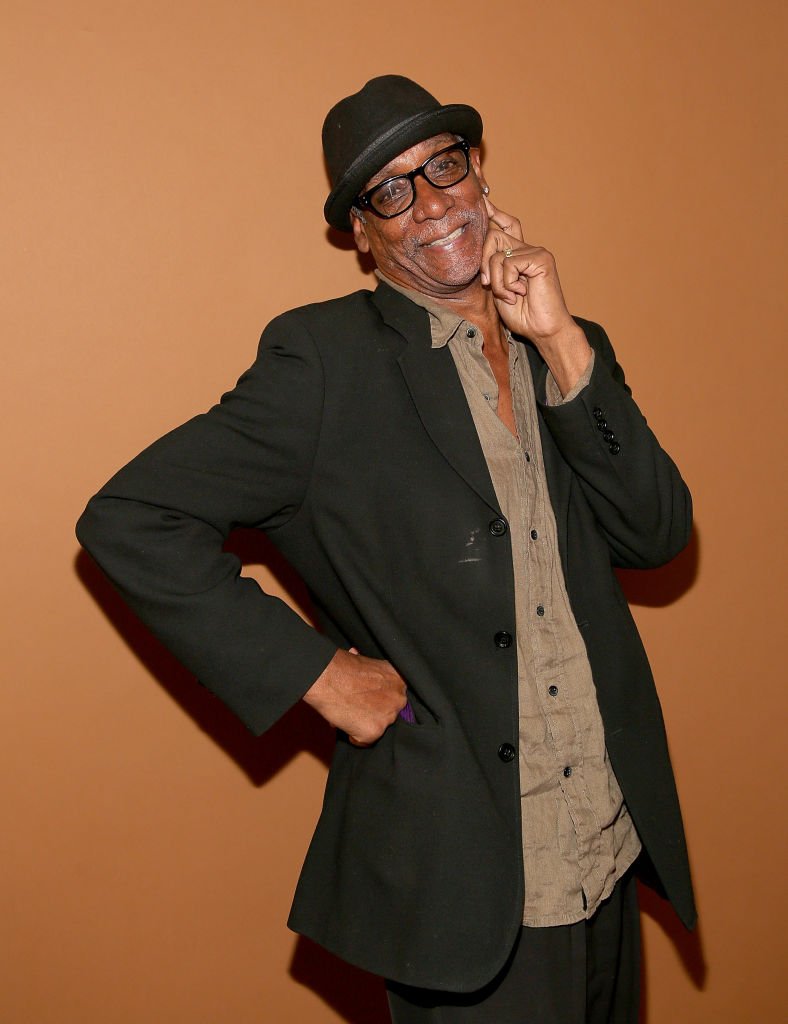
[480,230,522,286]
[502,253,529,296]
[488,251,518,304]
[485,196,524,239]
[484,196,524,241]
[493,249,533,302]
[348,646,359,655]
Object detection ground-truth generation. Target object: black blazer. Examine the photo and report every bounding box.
[77,282,696,991]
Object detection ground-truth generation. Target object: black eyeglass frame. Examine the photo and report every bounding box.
[354,139,472,220]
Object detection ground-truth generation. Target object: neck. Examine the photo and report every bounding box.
[420,279,509,358]
[428,278,497,324]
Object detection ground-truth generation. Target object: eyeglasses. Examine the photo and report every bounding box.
[355,140,471,220]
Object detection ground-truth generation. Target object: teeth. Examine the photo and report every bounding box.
[425,225,464,247]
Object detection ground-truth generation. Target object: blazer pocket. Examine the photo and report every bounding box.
[398,687,440,729]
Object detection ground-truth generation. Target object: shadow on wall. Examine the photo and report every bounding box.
[326,224,376,277]
[616,527,700,607]
[291,937,390,1024]
[617,527,706,1020]
[638,883,707,1023]
[74,528,337,785]
[75,524,704,1024]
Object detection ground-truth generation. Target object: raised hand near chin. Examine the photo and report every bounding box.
[480,197,592,396]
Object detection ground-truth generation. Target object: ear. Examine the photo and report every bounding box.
[350,211,370,254]
[469,147,488,193]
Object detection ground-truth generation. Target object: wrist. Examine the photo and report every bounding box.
[537,323,593,397]
[302,648,345,707]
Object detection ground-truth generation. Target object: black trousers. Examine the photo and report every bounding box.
[386,871,640,1024]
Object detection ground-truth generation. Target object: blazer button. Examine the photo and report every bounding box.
[494,631,513,648]
[593,407,605,420]
[602,429,615,442]
[609,441,621,454]
[498,743,516,763]
[596,419,608,431]
[489,517,508,537]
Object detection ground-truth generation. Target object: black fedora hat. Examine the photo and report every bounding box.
[323,75,483,232]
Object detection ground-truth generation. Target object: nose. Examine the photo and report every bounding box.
[410,176,454,222]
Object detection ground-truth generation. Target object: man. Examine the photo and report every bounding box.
[77,75,695,1022]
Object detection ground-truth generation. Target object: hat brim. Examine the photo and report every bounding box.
[324,104,483,232]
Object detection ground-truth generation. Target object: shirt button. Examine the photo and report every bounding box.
[548,685,558,696]
[489,517,508,537]
[498,743,516,763]
[494,631,513,648]
[530,529,538,540]
[524,452,531,462]
[536,605,545,617]
[466,327,477,339]
[563,766,573,778]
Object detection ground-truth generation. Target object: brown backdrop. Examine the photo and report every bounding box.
[3,1,786,1021]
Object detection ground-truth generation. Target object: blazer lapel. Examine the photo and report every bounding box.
[372,283,500,513]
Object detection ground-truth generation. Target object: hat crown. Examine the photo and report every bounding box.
[323,76,442,187]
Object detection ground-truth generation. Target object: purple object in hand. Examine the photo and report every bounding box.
[399,700,416,724]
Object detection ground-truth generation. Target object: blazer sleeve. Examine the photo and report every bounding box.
[537,319,692,569]
[76,311,337,735]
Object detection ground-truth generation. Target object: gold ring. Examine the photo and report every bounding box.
[503,248,514,258]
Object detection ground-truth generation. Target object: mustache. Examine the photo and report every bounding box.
[404,208,486,255]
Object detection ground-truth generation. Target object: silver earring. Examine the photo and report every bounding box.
[482,186,489,195]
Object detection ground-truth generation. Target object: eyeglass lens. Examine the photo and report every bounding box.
[367,145,469,218]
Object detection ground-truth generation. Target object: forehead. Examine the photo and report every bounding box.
[365,132,459,188]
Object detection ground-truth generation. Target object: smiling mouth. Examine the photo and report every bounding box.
[422,223,468,248]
